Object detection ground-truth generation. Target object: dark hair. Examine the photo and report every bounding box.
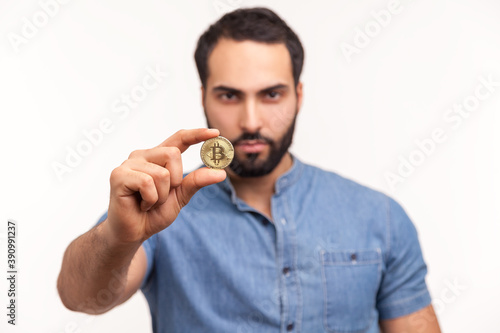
[194,7,304,89]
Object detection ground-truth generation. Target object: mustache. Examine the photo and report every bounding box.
[232,132,273,145]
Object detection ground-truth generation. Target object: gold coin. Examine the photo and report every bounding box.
[200,136,234,169]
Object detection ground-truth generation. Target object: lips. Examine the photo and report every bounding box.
[235,140,268,153]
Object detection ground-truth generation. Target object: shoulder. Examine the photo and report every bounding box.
[310,163,415,237]
[300,160,390,208]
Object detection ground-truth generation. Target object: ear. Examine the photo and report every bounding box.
[200,85,205,106]
[295,81,303,114]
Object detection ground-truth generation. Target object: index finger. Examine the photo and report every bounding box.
[157,128,220,152]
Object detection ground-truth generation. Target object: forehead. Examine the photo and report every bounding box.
[206,38,294,90]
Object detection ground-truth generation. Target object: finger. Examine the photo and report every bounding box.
[130,147,183,187]
[113,169,159,211]
[125,160,172,207]
[157,128,220,152]
[175,168,226,208]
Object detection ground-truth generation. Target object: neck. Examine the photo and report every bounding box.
[226,153,293,219]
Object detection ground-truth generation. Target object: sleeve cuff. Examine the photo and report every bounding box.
[378,288,432,320]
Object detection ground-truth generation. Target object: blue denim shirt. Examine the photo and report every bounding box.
[96,157,431,333]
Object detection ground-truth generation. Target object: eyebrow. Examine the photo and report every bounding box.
[212,84,289,95]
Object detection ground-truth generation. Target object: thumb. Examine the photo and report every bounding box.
[176,168,227,208]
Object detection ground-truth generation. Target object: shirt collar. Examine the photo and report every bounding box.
[218,153,304,201]
[274,153,303,195]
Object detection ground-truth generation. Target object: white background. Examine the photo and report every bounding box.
[1,0,499,332]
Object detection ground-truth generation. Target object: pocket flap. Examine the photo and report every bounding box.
[321,248,382,265]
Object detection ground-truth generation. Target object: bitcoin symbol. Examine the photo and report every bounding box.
[210,142,225,165]
[200,136,234,169]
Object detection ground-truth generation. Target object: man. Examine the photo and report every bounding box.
[57,7,441,333]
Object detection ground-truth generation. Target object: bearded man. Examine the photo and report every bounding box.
[58,7,441,333]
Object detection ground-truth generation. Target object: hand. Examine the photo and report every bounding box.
[104,128,226,245]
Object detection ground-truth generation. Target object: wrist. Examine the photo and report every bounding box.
[98,218,142,259]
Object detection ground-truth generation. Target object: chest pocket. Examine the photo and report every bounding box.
[320,248,382,333]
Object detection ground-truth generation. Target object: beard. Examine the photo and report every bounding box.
[206,110,298,178]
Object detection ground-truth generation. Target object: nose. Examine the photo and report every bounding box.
[239,98,262,133]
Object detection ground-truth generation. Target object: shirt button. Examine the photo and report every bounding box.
[282,267,291,276]
[286,323,294,331]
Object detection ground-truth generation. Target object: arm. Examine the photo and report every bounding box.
[57,223,147,314]
[380,304,441,333]
[57,128,226,314]
[377,198,441,332]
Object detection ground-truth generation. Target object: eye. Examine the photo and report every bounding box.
[220,92,237,101]
[266,91,281,99]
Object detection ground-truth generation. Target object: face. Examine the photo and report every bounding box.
[202,38,303,177]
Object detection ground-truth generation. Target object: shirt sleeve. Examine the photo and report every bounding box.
[93,211,156,292]
[376,197,432,320]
